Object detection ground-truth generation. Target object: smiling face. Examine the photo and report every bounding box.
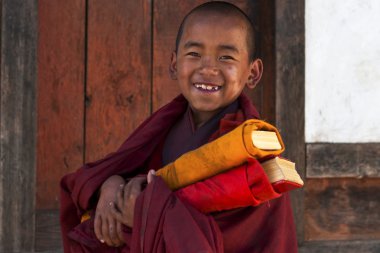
[170,13,262,125]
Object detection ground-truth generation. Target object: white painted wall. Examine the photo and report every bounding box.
[305,0,380,143]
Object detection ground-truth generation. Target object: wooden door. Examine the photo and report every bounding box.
[37,1,276,251]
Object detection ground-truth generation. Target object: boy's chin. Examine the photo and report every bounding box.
[190,104,223,115]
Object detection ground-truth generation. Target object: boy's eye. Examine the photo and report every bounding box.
[219,55,235,61]
[186,52,201,57]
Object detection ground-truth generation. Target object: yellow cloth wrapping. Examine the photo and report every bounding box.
[156,119,285,190]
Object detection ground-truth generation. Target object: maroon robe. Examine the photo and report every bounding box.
[60,93,298,253]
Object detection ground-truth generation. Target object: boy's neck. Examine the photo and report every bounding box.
[189,100,239,130]
[190,109,222,129]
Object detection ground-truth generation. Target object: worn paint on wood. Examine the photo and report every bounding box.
[37,0,85,209]
[37,1,85,251]
[0,0,37,251]
[86,0,152,162]
[305,178,380,241]
[307,143,380,178]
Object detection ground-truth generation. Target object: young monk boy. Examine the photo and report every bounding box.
[60,2,298,252]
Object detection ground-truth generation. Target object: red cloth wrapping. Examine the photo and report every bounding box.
[175,158,281,213]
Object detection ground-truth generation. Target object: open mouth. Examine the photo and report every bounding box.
[193,83,222,92]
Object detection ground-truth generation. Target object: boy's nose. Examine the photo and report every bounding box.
[199,57,219,75]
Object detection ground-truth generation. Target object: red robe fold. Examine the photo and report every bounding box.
[60,93,298,253]
[66,178,224,253]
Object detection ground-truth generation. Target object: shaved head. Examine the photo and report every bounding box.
[175,1,256,61]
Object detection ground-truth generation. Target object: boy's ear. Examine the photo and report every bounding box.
[246,59,263,89]
[169,51,178,80]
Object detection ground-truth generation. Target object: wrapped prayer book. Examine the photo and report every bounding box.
[251,130,303,192]
[261,157,304,193]
[251,130,282,150]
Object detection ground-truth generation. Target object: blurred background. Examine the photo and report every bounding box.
[0,0,379,252]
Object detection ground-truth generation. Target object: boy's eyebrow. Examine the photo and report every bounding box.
[218,44,239,53]
[183,41,239,53]
[183,41,204,49]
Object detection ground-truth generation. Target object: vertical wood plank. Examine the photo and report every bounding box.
[275,0,305,244]
[37,1,85,250]
[0,0,37,251]
[37,0,85,209]
[86,0,152,162]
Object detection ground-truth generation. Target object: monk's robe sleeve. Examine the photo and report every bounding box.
[156,119,284,190]
[175,158,281,213]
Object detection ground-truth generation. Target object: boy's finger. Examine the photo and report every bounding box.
[123,180,134,207]
[133,177,146,193]
[147,170,156,184]
[110,201,124,223]
[101,217,113,246]
[130,180,142,199]
[116,184,124,209]
[116,221,124,244]
[94,213,104,243]
[107,217,121,246]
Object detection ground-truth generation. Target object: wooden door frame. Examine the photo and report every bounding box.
[0,0,37,252]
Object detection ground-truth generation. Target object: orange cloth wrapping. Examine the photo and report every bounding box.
[156,119,285,190]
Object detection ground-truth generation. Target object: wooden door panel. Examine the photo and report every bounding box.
[85,0,152,162]
[37,0,86,251]
[37,0,86,210]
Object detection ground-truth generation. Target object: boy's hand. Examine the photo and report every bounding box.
[110,171,155,228]
[94,175,125,247]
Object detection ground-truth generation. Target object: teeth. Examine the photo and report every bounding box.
[194,83,220,91]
